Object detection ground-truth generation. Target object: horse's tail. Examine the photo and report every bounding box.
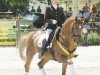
[18,36,28,62]
[18,32,35,62]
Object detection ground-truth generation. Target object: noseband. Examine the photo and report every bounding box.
[61,19,82,40]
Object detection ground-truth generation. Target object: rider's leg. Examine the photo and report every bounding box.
[38,29,53,59]
[45,29,53,42]
[38,39,47,59]
[49,26,61,47]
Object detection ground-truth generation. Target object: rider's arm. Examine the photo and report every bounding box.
[60,7,66,24]
[45,7,57,25]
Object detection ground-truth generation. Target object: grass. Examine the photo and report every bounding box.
[0,19,17,45]
[0,19,16,28]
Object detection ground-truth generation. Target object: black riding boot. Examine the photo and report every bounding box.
[38,39,47,59]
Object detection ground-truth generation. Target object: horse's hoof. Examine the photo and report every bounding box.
[74,54,78,58]
[67,59,73,65]
[37,68,46,75]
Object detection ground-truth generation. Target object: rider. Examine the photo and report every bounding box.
[38,0,65,59]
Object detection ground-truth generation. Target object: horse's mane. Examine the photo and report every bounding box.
[62,17,75,32]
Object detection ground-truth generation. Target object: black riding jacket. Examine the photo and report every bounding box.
[45,4,65,30]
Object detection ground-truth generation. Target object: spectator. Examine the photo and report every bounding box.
[77,10,83,17]
[82,10,90,22]
[83,11,90,19]
[31,6,35,13]
[95,11,100,21]
[66,7,72,18]
[96,11,100,17]
[91,5,97,18]
[91,5,97,13]
[82,3,90,12]
[37,6,41,13]
[25,7,31,15]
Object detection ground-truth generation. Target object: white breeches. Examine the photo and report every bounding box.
[45,29,53,41]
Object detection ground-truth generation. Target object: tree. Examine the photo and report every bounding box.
[38,0,51,4]
[8,0,30,16]
[96,2,100,10]
[47,0,51,4]
[0,0,10,12]
[0,0,30,16]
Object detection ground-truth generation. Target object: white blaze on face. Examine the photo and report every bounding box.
[79,26,82,29]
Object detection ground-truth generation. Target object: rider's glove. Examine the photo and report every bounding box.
[52,20,57,24]
[62,24,64,26]
[50,19,57,24]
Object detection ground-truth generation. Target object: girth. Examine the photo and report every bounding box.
[48,40,75,61]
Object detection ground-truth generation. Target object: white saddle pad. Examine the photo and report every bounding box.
[37,33,46,48]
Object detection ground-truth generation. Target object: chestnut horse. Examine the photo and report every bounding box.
[18,17,84,75]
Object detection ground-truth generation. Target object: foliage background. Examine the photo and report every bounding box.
[96,2,100,10]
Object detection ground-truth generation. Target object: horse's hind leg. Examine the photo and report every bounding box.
[24,44,36,72]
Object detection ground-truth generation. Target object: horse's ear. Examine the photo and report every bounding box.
[81,18,85,24]
[75,16,78,20]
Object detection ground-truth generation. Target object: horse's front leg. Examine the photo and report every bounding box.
[62,63,68,75]
[62,60,75,75]
[37,57,49,75]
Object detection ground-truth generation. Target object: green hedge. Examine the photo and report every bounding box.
[87,32,100,45]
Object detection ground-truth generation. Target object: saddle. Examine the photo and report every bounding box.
[47,26,61,48]
[37,27,61,60]
[38,26,61,48]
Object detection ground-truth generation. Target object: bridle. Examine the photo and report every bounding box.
[61,18,83,40]
[72,19,83,38]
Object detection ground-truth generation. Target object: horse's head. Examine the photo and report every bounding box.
[59,17,84,52]
[72,16,84,38]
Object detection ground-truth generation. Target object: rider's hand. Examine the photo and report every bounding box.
[62,24,64,26]
[50,19,57,24]
[52,20,57,24]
